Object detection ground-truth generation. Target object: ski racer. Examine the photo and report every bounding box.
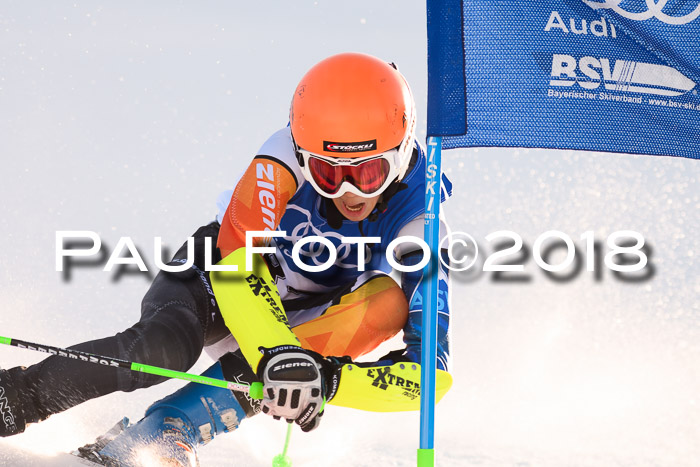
[0,52,453,465]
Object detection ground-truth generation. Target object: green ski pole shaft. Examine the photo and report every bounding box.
[272,423,293,467]
[0,335,263,399]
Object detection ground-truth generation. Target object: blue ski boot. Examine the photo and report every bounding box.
[76,352,260,467]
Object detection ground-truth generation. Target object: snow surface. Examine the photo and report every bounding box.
[1,2,699,466]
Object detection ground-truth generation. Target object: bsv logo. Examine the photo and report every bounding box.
[583,0,700,25]
[550,54,696,96]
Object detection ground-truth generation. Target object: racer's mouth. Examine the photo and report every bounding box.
[332,193,379,222]
[343,202,365,213]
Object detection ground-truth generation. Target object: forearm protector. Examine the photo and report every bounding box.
[210,248,299,372]
[328,361,452,412]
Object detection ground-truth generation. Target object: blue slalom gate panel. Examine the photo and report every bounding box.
[427,0,700,159]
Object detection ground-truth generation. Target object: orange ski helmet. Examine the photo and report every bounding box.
[290,53,417,198]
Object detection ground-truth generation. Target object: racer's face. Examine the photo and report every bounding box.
[332,192,380,222]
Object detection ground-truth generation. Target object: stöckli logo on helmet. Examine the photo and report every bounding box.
[324,140,377,153]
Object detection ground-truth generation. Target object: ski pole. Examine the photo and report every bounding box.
[0,335,264,399]
[272,423,293,467]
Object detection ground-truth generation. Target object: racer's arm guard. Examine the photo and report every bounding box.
[328,360,452,412]
[210,249,299,372]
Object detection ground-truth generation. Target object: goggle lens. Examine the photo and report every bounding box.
[308,157,390,196]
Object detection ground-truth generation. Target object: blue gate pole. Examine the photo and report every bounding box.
[418,136,442,467]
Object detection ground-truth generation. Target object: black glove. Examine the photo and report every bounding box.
[257,345,346,432]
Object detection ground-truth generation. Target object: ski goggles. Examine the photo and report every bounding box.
[298,148,401,198]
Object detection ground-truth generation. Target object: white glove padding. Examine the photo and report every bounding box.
[259,347,326,430]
